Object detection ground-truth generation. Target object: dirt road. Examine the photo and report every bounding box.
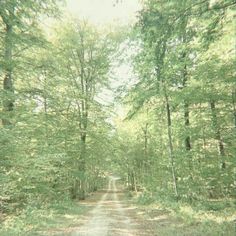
[43,176,235,236]
[67,177,148,236]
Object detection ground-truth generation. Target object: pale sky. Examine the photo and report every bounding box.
[66,0,141,26]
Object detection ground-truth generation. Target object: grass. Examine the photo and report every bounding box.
[154,221,235,236]
[133,192,236,236]
[0,199,88,236]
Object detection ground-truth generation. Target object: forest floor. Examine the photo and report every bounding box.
[38,177,235,236]
[1,177,235,235]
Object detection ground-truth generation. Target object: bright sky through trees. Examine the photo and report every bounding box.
[66,0,141,25]
[65,0,141,107]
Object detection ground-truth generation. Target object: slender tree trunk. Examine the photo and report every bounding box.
[184,102,191,150]
[2,22,14,126]
[129,170,137,192]
[201,109,207,164]
[181,2,191,151]
[184,101,193,174]
[164,89,179,198]
[142,122,148,181]
[72,32,89,200]
[210,101,226,169]
[78,133,86,200]
[232,89,236,129]
[143,123,148,160]
[182,51,191,151]
[78,98,88,200]
[43,75,49,148]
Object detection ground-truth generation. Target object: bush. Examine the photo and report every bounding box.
[137,191,155,205]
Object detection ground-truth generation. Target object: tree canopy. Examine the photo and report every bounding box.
[0,0,235,234]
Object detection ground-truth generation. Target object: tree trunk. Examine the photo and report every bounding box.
[184,102,191,150]
[164,89,179,198]
[181,3,191,151]
[232,89,236,129]
[143,123,148,160]
[2,22,14,126]
[129,170,137,192]
[142,122,149,181]
[43,75,49,148]
[182,50,191,151]
[210,101,226,169]
[78,133,86,200]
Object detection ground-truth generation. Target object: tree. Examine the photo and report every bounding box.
[121,0,235,199]
[0,0,61,126]
[53,20,114,199]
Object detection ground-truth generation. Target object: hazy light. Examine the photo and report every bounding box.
[65,0,141,120]
[66,0,141,26]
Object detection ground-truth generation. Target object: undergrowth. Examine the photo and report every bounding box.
[133,190,236,236]
[0,199,87,236]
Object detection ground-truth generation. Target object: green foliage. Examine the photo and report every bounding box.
[117,0,236,200]
[0,0,235,234]
[0,199,87,235]
[137,191,155,205]
[1,0,118,229]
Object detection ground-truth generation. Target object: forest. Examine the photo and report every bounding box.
[0,0,235,235]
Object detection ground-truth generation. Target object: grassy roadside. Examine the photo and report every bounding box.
[128,191,236,236]
[0,199,90,236]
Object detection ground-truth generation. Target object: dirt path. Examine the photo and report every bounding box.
[52,176,150,236]
[41,177,235,236]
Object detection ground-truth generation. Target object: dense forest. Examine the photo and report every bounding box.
[0,0,235,235]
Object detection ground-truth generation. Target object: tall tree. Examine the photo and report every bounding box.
[122,0,235,199]
[55,21,113,199]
